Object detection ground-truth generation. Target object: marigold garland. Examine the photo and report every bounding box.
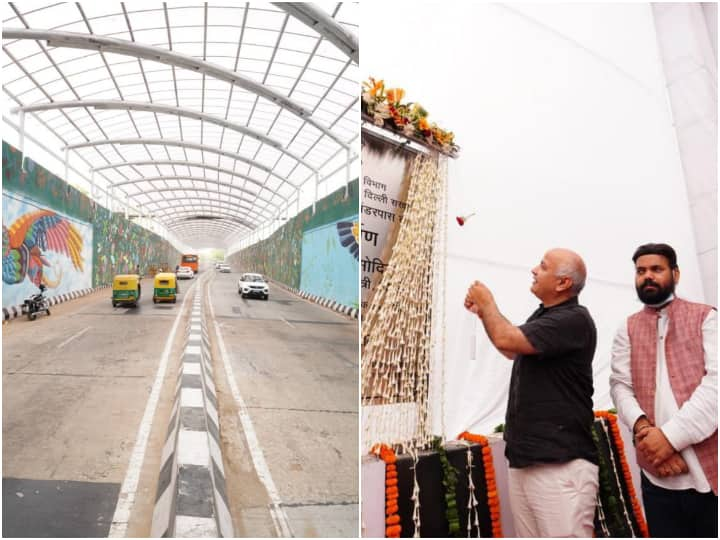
[594,411,649,537]
[458,432,503,537]
[373,444,402,538]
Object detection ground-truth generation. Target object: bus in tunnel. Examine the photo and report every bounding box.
[180,254,199,273]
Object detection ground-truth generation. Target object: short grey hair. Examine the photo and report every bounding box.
[556,262,586,295]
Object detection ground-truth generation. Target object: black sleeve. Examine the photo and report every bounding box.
[518,310,591,356]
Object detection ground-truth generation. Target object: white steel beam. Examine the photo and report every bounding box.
[2,29,350,150]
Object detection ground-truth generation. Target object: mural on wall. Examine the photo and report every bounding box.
[300,216,359,307]
[2,140,182,291]
[92,205,178,286]
[228,179,359,296]
[337,220,360,260]
[2,192,93,308]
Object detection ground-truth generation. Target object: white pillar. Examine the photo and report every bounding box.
[652,3,718,304]
[345,147,351,199]
[313,172,319,214]
[64,148,69,182]
[18,110,25,155]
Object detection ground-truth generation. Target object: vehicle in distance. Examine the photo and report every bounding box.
[238,273,269,299]
[181,254,199,273]
[176,266,194,279]
[218,264,231,273]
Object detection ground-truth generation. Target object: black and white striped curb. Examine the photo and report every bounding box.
[269,279,359,319]
[151,293,233,537]
[2,284,112,321]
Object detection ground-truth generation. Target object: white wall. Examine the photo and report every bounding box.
[362,3,709,436]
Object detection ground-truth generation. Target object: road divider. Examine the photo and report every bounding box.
[151,282,233,537]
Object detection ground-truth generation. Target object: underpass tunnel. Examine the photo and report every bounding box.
[2,3,359,538]
[3,1,359,320]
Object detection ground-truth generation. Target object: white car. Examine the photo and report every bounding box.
[218,264,231,273]
[176,266,194,279]
[238,273,269,299]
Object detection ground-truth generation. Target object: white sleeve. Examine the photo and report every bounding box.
[609,320,648,432]
[662,310,718,451]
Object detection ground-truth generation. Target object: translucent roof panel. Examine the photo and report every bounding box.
[2,2,358,247]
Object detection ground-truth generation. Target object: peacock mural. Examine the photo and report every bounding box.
[2,193,92,308]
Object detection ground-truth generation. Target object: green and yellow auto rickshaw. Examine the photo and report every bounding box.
[112,274,141,307]
[153,272,178,304]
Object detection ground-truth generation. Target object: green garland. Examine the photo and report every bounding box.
[433,437,461,536]
[592,421,633,537]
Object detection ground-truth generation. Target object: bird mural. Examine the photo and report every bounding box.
[2,209,84,288]
[337,220,359,260]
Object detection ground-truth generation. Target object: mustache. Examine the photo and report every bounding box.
[641,279,658,288]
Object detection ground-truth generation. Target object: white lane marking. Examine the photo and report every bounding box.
[56,326,91,349]
[185,345,201,355]
[206,281,294,538]
[108,279,195,538]
[177,429,211,466]
[280,317,295,329]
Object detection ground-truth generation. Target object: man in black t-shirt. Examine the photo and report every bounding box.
[465,248,598,537]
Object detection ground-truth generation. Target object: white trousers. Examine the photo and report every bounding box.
[508,459,599,538]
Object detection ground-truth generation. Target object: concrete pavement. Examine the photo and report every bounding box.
[205,271,359,537]
[2,271,359,537]
[2,277,198,537]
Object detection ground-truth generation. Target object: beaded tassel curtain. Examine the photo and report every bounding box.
[362,154,447,452]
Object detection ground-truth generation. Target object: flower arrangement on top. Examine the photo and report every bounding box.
[361,77,459,156]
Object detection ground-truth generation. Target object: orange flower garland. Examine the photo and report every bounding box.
[361,77,459,155]
[458,432,503,537]
[373,444,402,538]
[594,411,649,537]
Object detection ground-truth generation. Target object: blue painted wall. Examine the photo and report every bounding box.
[300,216,359,307]
[228,179,360,308]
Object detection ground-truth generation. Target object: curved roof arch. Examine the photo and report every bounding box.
[92,160,290,202]
[16,101,319,173]
[171,222,242,235]
[112,175,283,214]
[2,28,350,149]
[167,216,252,231]
[272,3,359,64]
[131,187,276,218]
[2,3,358,245]
[64,138,306,187]
[141,196,273,224]
[160,209,259,229]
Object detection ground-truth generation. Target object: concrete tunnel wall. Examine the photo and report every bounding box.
[227,178,359,309]
[2,141,182,309]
